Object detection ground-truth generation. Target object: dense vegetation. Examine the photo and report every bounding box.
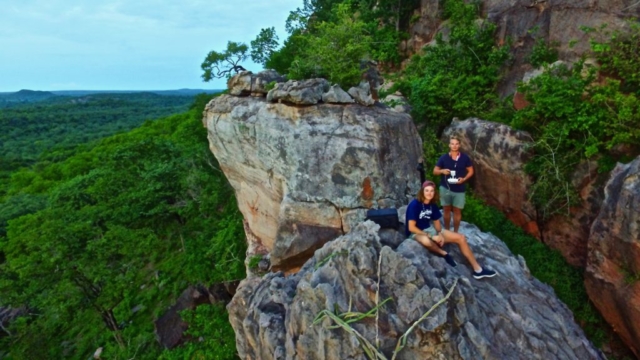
[0,94,245,359]
[2,0,638,358]
[0,92,199,182]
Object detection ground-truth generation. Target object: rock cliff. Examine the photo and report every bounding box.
[228,221,604,360]
[202,74,422,272]
[585,156,640,358]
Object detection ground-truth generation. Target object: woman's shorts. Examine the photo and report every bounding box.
[408,227,438,240]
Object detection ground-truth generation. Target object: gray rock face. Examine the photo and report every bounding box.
[348,81,375,106]
[321,84,355,104]
[203,95,422,271]
[227,70,286,97]
[267,78,331,105]
[227,221,604,360]
[585,155,640,358]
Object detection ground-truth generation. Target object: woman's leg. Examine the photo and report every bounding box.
[440,230,481,271]
[413,234,447,256]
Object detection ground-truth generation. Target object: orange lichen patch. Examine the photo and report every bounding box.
[361,176,374,201]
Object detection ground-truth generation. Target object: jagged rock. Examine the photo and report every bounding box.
[348,81,375,106]
[203,95,422,271]
[227,70,286,97]
[267,78,330,105]
[227,221,604,360]
[585,155,640,358]
[321,84,354,104]
[442,118,538,236]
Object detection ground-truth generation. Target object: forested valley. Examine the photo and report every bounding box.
[0,92,244,359]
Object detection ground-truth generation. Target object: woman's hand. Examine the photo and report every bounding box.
[433,234,445,247]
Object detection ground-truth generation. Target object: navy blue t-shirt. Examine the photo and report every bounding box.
[436,152,472,193]
[405,199,442,236]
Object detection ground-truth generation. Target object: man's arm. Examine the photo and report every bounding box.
[458,165,474,184]
[433,166,451,176]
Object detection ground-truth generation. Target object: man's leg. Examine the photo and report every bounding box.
[443,206,452,230]
[441,230,481,272]
[452,207,462,233]
[439,186,453,230]
[451,191,466,232]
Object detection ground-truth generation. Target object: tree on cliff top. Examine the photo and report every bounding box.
[201,41,249,81]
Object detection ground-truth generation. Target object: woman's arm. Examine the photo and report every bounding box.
[408,220,429,237]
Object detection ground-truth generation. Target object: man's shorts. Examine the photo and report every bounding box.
[439,186,466,209]
[408,227,438,240]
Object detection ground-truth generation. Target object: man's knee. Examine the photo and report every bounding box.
[453,207,462,214]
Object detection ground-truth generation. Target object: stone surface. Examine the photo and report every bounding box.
[227,70,286,97]
[0,306,23,337]
[203,95,422,271]
[348,81,375,106]
[443,118,538,237]
[228,221,604,360]
[585,156,640,358]
[267,78,330,105]
[321,84,354,104]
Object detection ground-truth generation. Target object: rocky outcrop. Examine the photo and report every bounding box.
[404,0,638,96]
[228,221,604,360]
[203,91,422,272]
[228,70,286,97]
[585,156,640,358]
[444,118,607,267]
[348,81,375,106]
[267,78,330,105]
[442,118,538,236]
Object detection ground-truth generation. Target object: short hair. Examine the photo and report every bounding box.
[417,181,439,204]
[449,135,461,144]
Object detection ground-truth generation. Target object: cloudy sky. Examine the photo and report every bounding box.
[0,0,301,91]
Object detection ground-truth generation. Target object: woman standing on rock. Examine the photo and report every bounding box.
[405,181,496,279]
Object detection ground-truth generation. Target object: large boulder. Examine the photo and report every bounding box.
[267,78,331,105]
[227,221,604,360]
[585,156,640,357]
[202,94,422,272]
[227,70,286,97]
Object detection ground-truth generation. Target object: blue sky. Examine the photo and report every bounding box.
[0,0,301,91]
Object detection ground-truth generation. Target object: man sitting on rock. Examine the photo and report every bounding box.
[406,180,496,279]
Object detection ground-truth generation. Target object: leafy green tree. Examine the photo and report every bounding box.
[289,3,372,88]
[250,27,279,66]
[201,41,249,81]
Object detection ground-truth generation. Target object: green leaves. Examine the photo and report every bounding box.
[1,94,246,358]
[251,27,280,66]
[289,3,372,88]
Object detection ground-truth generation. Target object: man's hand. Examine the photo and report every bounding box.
[457,177,466,184]
[441,169,451,175]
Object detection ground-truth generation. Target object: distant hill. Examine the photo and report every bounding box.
[50,89,223,96]
[0,89,57,103]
